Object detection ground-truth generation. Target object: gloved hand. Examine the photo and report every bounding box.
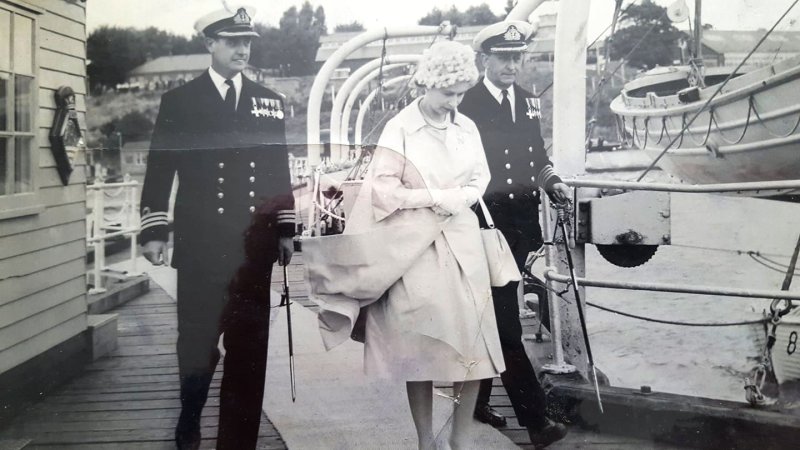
[430,188,470,216]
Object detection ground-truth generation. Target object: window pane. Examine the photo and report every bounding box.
[0,75,7,131]
[0,138,7,195]
[0,10,10,71]
[14,137,31,193]
[15,75,32,132]
[13,15,33,74]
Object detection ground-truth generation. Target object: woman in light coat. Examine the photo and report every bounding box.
[309,41,504,449]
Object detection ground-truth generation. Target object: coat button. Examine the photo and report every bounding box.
[531,176,536,182]
[218,207,224,214]
[508,193,514,200]
[218,177,224,184]
[249,176,255,183]
[505,163,511,169]
[504,149,509,155]
[529,146,533,152]
[218,162,224,169]
[250,162,256,168]
[506,178,512,184]
[249,191,255,197]
[530,161,535,167]
[249,206,256,213]
[217,192,224,199]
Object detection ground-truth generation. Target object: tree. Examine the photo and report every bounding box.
[463,4,501,26]
[609,0,685,69]
[335,21,365,32]
[88,26,207,90]
[418,3,499,26]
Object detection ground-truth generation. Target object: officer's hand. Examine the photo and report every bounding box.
[278,237,294,266]
[549,182,571,206]
[142,240,169,266]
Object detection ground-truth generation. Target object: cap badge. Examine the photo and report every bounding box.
[504,25,521,42]
[234,8,251,25]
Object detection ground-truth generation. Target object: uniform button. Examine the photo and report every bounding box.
[249,191,255,197]
[217,192,224,199]
[528,146,533,152]
[218,177,224,184]
[508,193,515,200]
[250,162,256,168]
[218,207,225,214]
[531,176,536,182]
[218,162,224,169]
[506,178,512,185]
[505,163,511,169]
[249,176,255,183]
[504,149,509,155]
[249,206,256,213]
[530,161,535,167]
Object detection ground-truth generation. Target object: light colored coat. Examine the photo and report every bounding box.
[307,98,504,382]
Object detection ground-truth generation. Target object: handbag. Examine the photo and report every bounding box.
[477,197,522,287]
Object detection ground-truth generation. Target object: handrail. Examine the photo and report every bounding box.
[544,268,800,301]
[565,178,800,193]
[87,179,142,294]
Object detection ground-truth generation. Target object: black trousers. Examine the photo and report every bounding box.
[176,262,271,449]
[477,222,548,429]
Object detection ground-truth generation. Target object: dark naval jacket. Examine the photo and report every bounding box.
[139,71,295,277]
[459,79,561,242]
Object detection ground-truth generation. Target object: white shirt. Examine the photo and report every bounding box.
[482,77,516,123]
[208,67,242,109]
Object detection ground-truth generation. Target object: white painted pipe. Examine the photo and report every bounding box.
[340,64,411,144]
[506,0,548,21]
[329,55,421,156]
[341,67,416,144]
[552,0,589,176]
[307,25,454,166]
[354,75,413,146]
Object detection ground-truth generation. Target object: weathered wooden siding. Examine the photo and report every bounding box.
[0,0,88,375]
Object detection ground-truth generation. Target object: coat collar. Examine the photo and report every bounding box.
[403,97,470,133]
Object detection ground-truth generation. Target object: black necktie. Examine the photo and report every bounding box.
[500,89,513,125]
[224,79,236,112]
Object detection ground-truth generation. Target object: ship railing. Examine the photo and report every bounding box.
[86,178,141,295]
[543,178,800,371]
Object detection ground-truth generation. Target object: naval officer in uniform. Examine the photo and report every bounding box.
[458,20,569,448]
[139,6,295,449]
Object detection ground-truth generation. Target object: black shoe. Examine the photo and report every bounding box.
[527,418,567,449]
[473,404,507,428]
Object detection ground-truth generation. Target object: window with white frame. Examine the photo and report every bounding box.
[0,5,36,196]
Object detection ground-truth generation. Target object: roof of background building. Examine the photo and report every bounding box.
[129,54,212,75]
[701,30,800,54]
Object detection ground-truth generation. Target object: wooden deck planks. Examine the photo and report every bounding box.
[0,284,287,449]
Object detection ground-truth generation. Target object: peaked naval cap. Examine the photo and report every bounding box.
[194,5,260,38]
[472,20,535,53]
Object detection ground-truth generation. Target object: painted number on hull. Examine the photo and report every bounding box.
[789,331,798,355]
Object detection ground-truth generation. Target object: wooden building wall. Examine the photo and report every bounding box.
[0,0,88,375]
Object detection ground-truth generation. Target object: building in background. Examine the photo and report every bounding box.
[123,54,268,91]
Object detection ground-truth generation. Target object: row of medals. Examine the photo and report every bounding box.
[251,97,285,119]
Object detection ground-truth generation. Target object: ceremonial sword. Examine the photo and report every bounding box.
[280,264,297,402]
[556,206,604,413]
